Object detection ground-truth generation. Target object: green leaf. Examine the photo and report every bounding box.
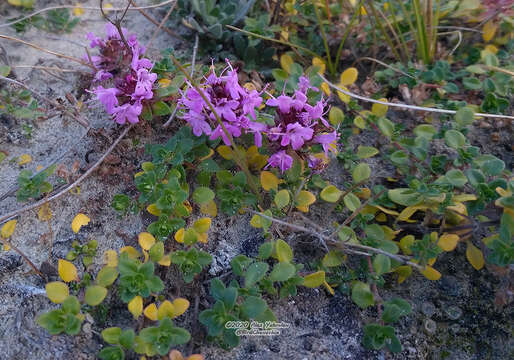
[329,107,344,126]
[99,346,125,360]
[275,239,293,263]
[372,254,391,275]
[356,146,379,159]
[244,262,269,288]
[343,193,361,212]
[445,169,467,187]
[377,118,394,137]
[240,296,267,318]
[96,267,119,287]
[320,185,342,203]
[192,187,215,205]
[62,295,80,314]
[382,298,412,323]
[444,130,466,149]
[151,101,172,116]
[119,329,135,349]
[351,281,374,309]
[84,285,108,306]
[269,262,296,282]
[455,106,475,127]
[102,327,122,344]
[413,124,437,140]
[481,158,505,176]
[462,77,482,90]
[149,242,164,262]
[352,163,371,183]
[322,250,345,267]
[274,189,290,209]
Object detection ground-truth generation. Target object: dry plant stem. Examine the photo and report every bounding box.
[129,0,183,40]
[0,125,133,225]
[353,57,415,79]
[0,0,177,28]
[163,34,199,128]
[101,0,132,51]
[4,240,44,277]
[168,55,261,201]
[0,35,94,69]
[0,75,89,128]
[249,209,421,269]
[146,0,177,49]
[332,189,386,237]
[313,2,334,74]
[11,65,88,74]
[226,25,319,58]
[319,74,514,120]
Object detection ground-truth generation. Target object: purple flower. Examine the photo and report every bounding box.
[94,70,113,82]
[112,102,142,124]
[314,131,338,156]
[267,150,293,172]
[184,111,212,136]
[94,86,120,114]
[266,94,294,113]
[132,68,157,101]
[305,101,329,126]
[248,121,267,147]
[281,123,314,150]
[241,90,262,119]
[86,32,103,48]
[298,76,318,93]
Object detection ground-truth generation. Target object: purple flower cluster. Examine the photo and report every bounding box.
[86,23,157,125]
[264,77,337,172]
[180,63,337,173]
[179,61,265,146]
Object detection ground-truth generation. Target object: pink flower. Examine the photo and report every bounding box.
[266,94,294,113]
[281,123,314,150]
[241,90,262,119]
[314,131,338,156]
[267,150,293,172]
[94,86,120,114]
[184,111,212,136]
[132,68,157,101]
[298,76,318,93]
[112,102,142,124]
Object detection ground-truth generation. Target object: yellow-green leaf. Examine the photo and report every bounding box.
[200,200,218,217]
[354,115,366,129]
[274,189,290,209]
[193,218,211,233]
[174,228,185,243]
[275,239,293,263]
[138,232,156,251]
[343,193,361,212]
[466,241,484,270]
[144,303,158,321]
[104,250,118,267]
[120,246,141,259]
[73,4,85,16]
[296,190,316,207]
[84,285,108,306]
[329,107,344,126]
[352,163,371,183]
[128,295,143,318]
[482,20,497,42]
[171,298,190,317]
[280,54,294,73]
[260,171,279,191]
[312,57,326,74]
[438,234,459,252]
[399,235,415,255]
[158,254,171,266]
[395,265,412,284]
[146,204,161,216]
[398,205,428,221]
[38,203,53,221]
[45,281,69,303]
[58,259,79,282]
[320,185,342,203]
[303,271,326,288]
[71,213,90,233]
[157,300,175,320]
[340,67,358,86]
[1,220,17,239]
[17,153,32,165]
[421,266,441,280]
[217,145,233,160]
[371,99,388,117]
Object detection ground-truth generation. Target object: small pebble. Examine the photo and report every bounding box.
[424,319,437,334]
[446,305,463,320]
[421,301,436,317]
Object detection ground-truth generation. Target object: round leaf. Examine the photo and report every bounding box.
[340,67,358,86]
[192,187,215,205]
[85,285,108,306]
[444,130,466,149]
[45,281,69,304]
[352,163,371,183]
[274,189,290,209]
[320,185,342,203]
[58,259,78,282]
